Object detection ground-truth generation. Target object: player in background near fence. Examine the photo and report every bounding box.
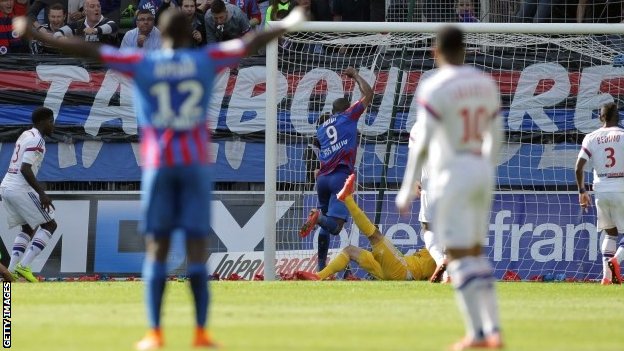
[396,26,503,350]
[1,107,57,283]
[296,174,437,281]
[407,119,449,283]
[13,7,306,349]
[298,67,373,271]
[575,102,624,285]
[410,146,448,283]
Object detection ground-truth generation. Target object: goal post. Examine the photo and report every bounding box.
[264,22,624,281]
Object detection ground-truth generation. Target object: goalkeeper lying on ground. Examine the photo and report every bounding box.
[297,174,436,281]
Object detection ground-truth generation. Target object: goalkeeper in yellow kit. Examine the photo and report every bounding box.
[297,174,436,281]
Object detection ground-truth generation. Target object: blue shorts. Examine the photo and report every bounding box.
[316,169,349,220]
[141,164,212,238]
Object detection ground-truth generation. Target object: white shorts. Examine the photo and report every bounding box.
[418,189,434,224]
[0,187,54,229]
[594,192,624,231]
[430,156,494,250]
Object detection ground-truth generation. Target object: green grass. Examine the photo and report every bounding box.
[11,281,624,351]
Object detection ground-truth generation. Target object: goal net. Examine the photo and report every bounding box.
[263,22,624,281]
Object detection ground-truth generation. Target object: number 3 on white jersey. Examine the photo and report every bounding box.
[150,80,203,129]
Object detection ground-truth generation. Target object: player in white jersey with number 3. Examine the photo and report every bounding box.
[1,107,57,283]
[396,26,503,350]
[575,102,624,285]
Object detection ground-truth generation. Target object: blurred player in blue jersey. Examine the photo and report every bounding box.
[14,8,306,350]
[299,67,373,270]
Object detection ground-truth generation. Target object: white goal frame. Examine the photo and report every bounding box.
[263,22,624,280]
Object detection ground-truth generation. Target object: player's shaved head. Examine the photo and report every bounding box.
[435,26,465,66]
[32,107,53,124]
[332,97,350,114]
[600,102,619,125]
[159,9,193,48]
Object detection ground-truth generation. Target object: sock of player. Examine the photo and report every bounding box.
[8,232,30,272]
[476,257,501,336]
[143,259,167,329]
[601,234,617,280]
[317,214,341,234]
[421,229,445,265]
[614,236,624,263]
[19,228,52,268]
[447,257,487,341]
[317,229,330,271]
[344,196,376,237]
[317,251,349,279]
[187,263,209,328]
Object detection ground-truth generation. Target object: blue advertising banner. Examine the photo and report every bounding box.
[0,141,587,186]
[295,192,601,281]
[4,191,595,280]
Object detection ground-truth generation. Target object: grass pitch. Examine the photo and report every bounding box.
[11,281,623,351]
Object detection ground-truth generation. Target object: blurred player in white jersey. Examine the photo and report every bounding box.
[1,107,57,283]
[408,122,448,283]
[575,102,624,285]
[396,26,503,350]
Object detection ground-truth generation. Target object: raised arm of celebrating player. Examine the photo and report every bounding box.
[345,67,374,107]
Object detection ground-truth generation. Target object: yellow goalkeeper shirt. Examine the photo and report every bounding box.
[405,248,437,281]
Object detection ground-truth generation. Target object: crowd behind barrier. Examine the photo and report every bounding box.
[2,0,624,56]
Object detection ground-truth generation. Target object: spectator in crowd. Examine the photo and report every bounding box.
[514,0,576,23]
[54,0,119,46]
[456,0,479,22]
[67,0,85,22]
[228,0,261,27]
[156,0,206,46]
[204,0,250,43]
[196,0,211,14]
[332,0,370,21]
[0,0,28,55]
[139,0,177,17]
[31,3,67,53]
[577,0,623,23]
[183,0,207,46]
[120,9,161,49]
[27,0,68,29]
[264,0,293,24]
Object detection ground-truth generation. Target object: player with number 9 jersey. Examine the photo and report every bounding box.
[298,67,373,271]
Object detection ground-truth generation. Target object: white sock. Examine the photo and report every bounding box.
[8,232,31,272]
[421,229,445,265]
[601,234,617,280]
[476,257,501,336]
[614,237,624,263]
[19,228,52,268]
[447,256,489,340]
